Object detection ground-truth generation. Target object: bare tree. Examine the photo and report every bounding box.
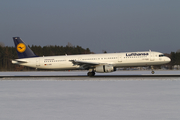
[67,42,73,47]
[176,49,180,53]
[0,42,4,47]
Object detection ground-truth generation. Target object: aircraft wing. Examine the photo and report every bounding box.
[69,60,100,69]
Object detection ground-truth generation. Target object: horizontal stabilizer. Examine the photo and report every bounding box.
[12,60,27,64]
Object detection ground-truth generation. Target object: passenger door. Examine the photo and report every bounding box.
[36,58,40,67]
[150,53,155,61]
[118,56,122,62]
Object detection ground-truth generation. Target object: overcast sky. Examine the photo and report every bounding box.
[1,0,180,53]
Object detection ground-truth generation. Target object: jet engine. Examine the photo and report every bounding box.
[95,65,116,73]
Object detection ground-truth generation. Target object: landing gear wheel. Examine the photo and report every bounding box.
[151,66,155,74]
[87,72,95,77]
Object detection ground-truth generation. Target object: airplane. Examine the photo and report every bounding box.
[12,37,171,76]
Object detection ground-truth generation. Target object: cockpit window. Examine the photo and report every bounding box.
[159,54,165,57]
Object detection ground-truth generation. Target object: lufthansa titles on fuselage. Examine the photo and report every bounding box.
[126,53,149,56]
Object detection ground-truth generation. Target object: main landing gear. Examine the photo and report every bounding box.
[151,66,155,74]
[87,71,95,77]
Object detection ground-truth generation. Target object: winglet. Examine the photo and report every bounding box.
[13,37,38,58]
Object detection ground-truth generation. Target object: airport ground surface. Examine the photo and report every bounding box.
[0,70,180,79]
[1,70,180,120]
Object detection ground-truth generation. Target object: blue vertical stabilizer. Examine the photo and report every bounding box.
[13,37,38,58]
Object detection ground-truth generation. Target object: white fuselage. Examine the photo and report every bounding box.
[13,51,171,70]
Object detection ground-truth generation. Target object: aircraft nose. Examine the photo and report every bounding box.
[166,57,171,62]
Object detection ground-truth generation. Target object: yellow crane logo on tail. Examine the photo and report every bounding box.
[17,43,26,53]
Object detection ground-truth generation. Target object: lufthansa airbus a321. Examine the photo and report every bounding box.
[12,37,171,76]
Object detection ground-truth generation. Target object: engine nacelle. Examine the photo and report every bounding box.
[95,65,116,73]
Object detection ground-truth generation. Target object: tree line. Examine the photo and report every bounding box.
[0,44,180,71]
[0,45,92,71]
[168,52,180,68]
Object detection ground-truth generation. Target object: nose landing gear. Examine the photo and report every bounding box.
[151,66,155,74]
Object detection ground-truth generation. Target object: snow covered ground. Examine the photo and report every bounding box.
[0,71,180,120]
